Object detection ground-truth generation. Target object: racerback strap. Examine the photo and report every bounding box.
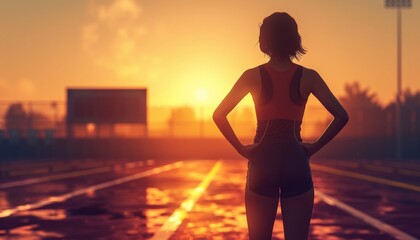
[289,66,305,106]
[258,65,272,105]
[257,64,305,106]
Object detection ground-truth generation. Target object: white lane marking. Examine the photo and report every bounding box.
[0,159,154,190]
[0,161,183,218]
[316,190,417,240]
[0,167,111,189]
[151,161,223,240]
[0,160,154,190]
[311,163,420,192]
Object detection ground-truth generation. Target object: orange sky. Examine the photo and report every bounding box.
[0,0,419,109]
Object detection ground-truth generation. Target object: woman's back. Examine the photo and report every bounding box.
[250,61,307,143]
[254,62,306,122]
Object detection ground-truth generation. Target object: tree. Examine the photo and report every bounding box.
[4,102,54,135]
[338,82,387,137]
[386,89,420,137]
[4,103,28,133]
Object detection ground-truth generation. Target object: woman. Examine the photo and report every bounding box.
[213,12,349,240]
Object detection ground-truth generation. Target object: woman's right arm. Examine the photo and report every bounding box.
[303,69,349,156]
[213,69,257,158]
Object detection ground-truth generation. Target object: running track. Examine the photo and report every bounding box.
[1,159,419,240]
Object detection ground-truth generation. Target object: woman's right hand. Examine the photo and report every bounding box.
[300,142,317,158]
[238,143,260,159]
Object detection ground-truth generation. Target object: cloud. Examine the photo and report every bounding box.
[0,77,36,100]
[82,0,164,83]
[97,0,142,22]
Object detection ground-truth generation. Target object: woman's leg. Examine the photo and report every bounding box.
[245,188,279,240]
[280,187,314,240]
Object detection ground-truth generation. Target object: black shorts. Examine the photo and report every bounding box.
[246,137,314,198]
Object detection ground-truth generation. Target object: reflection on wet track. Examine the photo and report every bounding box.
[0,159,419,239]
[0,161,183,218]
[152,161,222,240]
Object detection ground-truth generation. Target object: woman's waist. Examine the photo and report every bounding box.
[254,118,302,143]
[253,133,301,143]
[256,107,304,121]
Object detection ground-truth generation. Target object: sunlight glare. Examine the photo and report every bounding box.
[195,87,208,102]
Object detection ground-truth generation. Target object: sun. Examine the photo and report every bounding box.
[195,87,208,103]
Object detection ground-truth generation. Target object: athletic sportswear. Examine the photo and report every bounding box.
[246,63,314,198]
[255,63,306,121]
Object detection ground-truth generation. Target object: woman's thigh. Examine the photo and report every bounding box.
[245,188,279,240]
[280,187,314,240]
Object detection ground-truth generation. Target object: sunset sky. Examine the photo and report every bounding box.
[0,0,419,108]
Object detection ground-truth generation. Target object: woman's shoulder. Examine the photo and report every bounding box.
[299,64,317,75]
[244,64,264,75]
[239,65,263,81]
[299,65,322,81]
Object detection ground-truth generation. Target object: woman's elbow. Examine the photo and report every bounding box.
[212,110,226,123]
[338,111,349,125]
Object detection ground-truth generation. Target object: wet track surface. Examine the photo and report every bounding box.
[1,159,419,239]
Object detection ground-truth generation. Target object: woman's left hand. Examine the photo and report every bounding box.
[238,143,260,159]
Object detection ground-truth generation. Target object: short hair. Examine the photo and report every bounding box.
[259,12,306,60]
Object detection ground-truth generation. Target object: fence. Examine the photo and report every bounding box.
[1,100,418,141]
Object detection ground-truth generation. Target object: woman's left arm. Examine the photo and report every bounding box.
[213,69,254,158]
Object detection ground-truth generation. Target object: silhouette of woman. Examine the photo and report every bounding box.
[213,12,349,240]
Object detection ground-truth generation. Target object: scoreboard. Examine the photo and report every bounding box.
[67,88,147,124]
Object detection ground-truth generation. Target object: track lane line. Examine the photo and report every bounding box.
[151,160,223,240]
[0,167,111,189]
[0,160,155,190]
[311,163,420,192]
[315,189,417,240]
[0,161,183,218]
